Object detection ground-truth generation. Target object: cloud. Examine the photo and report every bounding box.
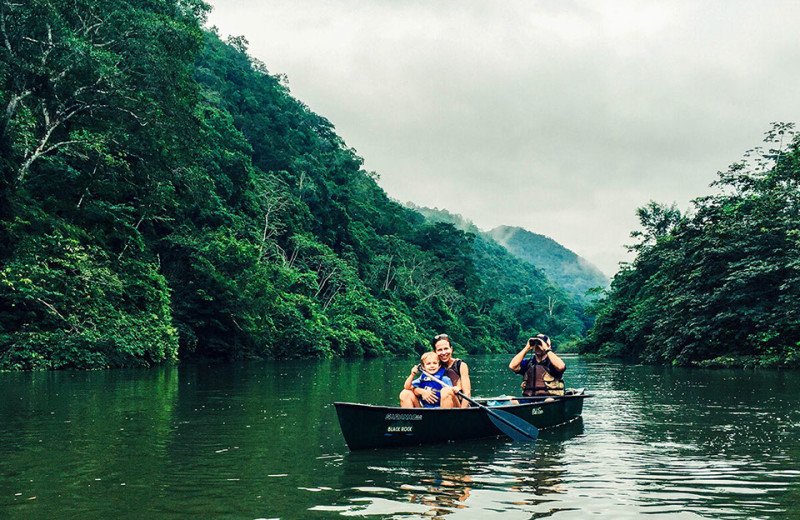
[207,0,800,275]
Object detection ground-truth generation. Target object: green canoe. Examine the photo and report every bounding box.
[334,389,588,450]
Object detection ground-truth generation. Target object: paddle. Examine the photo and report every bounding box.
[418,368,538,442]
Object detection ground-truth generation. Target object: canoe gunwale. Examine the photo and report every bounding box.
[335,392,589,411]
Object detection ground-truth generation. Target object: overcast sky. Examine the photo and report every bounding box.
[205,0,800,276]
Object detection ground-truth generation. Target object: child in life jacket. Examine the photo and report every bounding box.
[404,352,458,408]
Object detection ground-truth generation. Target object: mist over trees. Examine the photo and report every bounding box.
[0,0,587,370]
[581,124,800,367]
[486,225,608,302]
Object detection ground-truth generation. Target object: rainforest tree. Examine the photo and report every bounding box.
[581,124,800,367]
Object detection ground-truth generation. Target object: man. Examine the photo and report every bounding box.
[399,333,471,408]
[508,334,566,397]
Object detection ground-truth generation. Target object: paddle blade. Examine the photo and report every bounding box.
[486,409,539,442]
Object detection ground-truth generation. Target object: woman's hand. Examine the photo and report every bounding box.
[419,387,438,404]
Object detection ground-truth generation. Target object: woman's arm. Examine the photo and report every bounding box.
[459,363,471,397]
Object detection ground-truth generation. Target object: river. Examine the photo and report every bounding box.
[1,355,798,519]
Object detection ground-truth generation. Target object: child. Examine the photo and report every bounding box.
[403,351,456,408]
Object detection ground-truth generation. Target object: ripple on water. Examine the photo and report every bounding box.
[3,358,799,520]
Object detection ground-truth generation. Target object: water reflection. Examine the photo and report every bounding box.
[552,360,800,519]
[318,418,585,519]
[1,357,799,519]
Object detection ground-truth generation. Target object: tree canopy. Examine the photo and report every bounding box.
[0,0,588,369]
[580,124,800,367]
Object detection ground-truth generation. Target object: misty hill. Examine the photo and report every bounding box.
[487,226,608,300]
[405,205,480,234]
[407,205,607,302]
[406,205,591,336]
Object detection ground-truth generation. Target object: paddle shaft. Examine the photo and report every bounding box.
[418,368,538,441]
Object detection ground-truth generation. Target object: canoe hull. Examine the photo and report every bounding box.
[334,394,587,450]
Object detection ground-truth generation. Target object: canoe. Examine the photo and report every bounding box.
[334,389,588,450]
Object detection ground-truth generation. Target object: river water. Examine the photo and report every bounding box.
[1,355,798,519]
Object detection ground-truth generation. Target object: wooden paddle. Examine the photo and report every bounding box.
[419,369,538,442]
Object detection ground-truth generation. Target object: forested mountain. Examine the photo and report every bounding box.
[487,226,608,301]
[581,124,800,367]
[409,204,607,304]
[0,0,587,370]
[408,205,590,340]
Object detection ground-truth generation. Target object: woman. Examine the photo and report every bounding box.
[432,333,471,408]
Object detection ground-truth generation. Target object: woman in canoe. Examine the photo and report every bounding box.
[432,333,471,408]
[399,333,472,408]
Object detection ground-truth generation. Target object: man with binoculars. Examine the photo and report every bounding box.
[508,334,567,397]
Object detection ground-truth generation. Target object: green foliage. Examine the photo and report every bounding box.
[628,201,684,252]
[0,1,593,369]
[0,228,177,369]
[0,0,201,369]
[581,124,800,367]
